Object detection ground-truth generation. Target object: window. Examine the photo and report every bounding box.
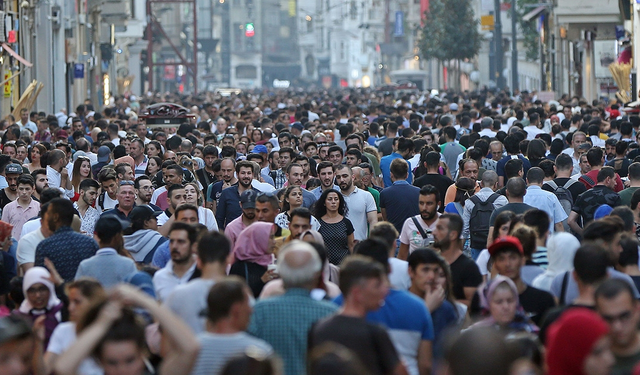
[236,65,257,79]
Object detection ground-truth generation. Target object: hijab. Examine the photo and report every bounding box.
[300,230,324,245]
[474,275,536,333]
[532,232,580,292]
[19,267,61,314]
[546,308,609,375]
[234,222,274,267]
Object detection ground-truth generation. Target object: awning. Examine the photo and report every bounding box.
[2,43,32,68]
[523,6,546,22]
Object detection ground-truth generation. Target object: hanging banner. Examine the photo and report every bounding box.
[394,11,404,37]
[4,70,11,97]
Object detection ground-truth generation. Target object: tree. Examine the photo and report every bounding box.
[418,0,480,89]
[514,0,540,60]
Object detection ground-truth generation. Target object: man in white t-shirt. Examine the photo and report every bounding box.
[399,185,440,260]
[335,165,377,241]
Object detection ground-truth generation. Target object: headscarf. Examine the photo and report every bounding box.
[532,233,580,291]
[19,267,61,313]
[546,308,609,375]
[300,230,324,245]
[474,275,537,333]
[193,157,205,170]
[114,155,135,169]
[234,222,274,267]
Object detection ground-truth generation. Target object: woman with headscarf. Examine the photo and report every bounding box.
[469,275,537,334]
[443,177,476,216]
[532,232,580,292]
[546,308,614,375]
[229,222,276,297]
[14,267,64,348]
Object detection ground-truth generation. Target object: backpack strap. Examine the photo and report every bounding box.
[580,175,595,187]
[486,193,500,205]
[545,180,558,190]
[563,179,578,189]
[470,195,482,206]
[411,216,429,239]
[559,271,570,306]
[98,192,106,210]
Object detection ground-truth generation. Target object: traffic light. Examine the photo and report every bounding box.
[245,23,254,37]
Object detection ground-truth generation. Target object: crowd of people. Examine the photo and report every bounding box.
[0,88,639,375]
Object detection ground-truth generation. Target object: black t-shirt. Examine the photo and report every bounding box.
[606,157,632,178]
[541,177,587,204]
[449,254,483,302]
[470,284,556,326]
[538,304,595,344]
[0,189,13,217]
[572,185,622,224]
[413,173,454,211]
[309,315,400,375]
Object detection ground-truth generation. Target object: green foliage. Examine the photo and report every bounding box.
[418,0,481,62]
[514,0,540,60]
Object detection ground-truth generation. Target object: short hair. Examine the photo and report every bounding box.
[506,177,526,198]
[407,248,448,271]
[586,147,604,167]
[167,183,185,198]
[597,166,616,183]
[277,241,322,289]
[290,207,312,222]
[522,209,550,238]
[79,178,99,191]
[538,159,556,178]
[203,145,219,157]
[526,167,545,184]
[198,231,231,264]
[582,216,625,245]
[439,213,463,237]
[510,226,537,257]
[628,162,640,181]
[175,203,198,219]
[555,153,574,171]
[17,174,35,187]
[504,158,524,179]
[206,277,247,323]
[256,193,280,210]
[389,158,409,179]
[235,160,254,174]
[369,221,399,251]
[165,163,184,177]
[327,145,343,157]
[419,184,440,204]
[353,237,391,273]
[339,255,387,298]
[595,278,636,303]
[480,170,498,187]
[133,175,151,189]
[316,161,333,174]
[610,206,635,233]
[48,198,75,227]
[574,244,609,284]
[632,189,640,210]
[168,222,198,245]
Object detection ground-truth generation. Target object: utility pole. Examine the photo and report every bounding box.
[511,0,518,91]
[494,0,504,89]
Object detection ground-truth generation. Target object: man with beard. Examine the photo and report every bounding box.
[399,185,441,260]
[153,222,198,301]
[129,138,148,178]
[206,157,237,212]
[157,184,187,227]
[134,175,160,210]
[0,164,22,215]
[224,190,258,249]
[432,214,482,306]
[1,175,40,241]
[216,160,258,229]
[335,164,377,242]
[151,163,184,210]
[31,169,49,201]
[310,161,340,200]
[73,179,100,236]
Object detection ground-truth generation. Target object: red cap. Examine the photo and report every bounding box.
[488,236,523,257]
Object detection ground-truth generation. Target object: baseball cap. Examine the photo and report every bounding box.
[240,190,258,209]
[253,145,268,154]
[95,215,130,236]
[56,129,69,139]
[488,236,524,257]
[129,205,162,222]
[97,146,111,162]
[72,151,87,162]
[450,103,459,111]
[291,122,304,131]
[5,163,22,175]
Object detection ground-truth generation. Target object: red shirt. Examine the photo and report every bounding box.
[579,169,624,192]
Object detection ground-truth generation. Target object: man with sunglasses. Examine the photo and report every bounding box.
[596,279,640,373]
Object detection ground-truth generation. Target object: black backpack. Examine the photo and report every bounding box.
[544,179,577,231]
[469,193,500,249]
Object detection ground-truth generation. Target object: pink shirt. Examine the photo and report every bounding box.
[223,215,248,250]
[1,198,40,241]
